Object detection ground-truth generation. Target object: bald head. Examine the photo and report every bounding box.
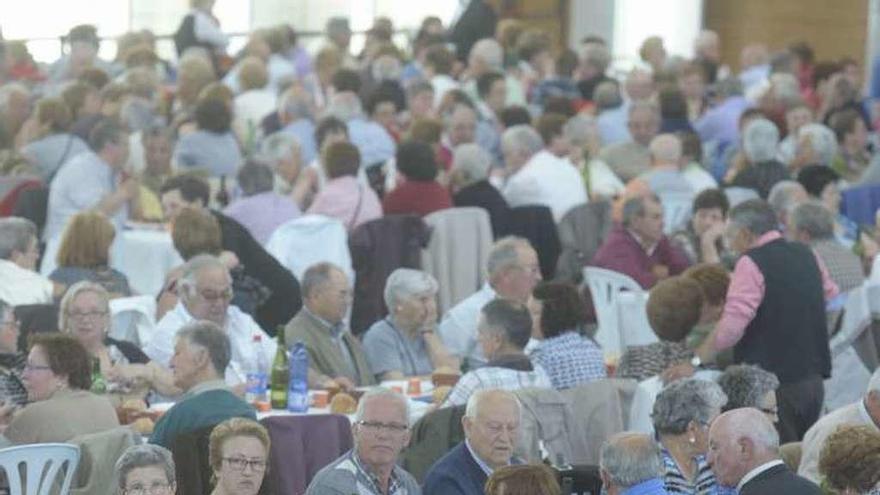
[649,134,682,166]
[708,408,779,487]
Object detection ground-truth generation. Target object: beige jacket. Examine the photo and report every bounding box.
[5,389,120,445]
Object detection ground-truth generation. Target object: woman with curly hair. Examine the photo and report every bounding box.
[717,364,780,424]
[818,424,880,494]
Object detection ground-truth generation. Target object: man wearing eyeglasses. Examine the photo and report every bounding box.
[146,254,276,388]
[306,388,421,494]
[424,389,522,495]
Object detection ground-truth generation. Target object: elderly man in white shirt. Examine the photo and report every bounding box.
[501,124,588,222]
[438,237,542,370]
[0,218,56,306]
[145,254,276,386]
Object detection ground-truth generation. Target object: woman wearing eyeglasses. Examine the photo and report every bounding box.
[0,333,119,444]
[115,444,177,495]
[0,300,26,406]
[208,417,270,495]
[60,281,180,402]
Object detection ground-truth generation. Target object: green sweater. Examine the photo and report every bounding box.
[149,389,256,448]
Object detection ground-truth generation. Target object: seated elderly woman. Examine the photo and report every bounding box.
[382,140,452,217]
[671,189,731,265]
[0,217,61,306]
[529,282,605,389]
[362,269,459,380]
[20,96,90,181]
[616,276,702,382]
[818,424,880,495]
[0,300,27,406]
[0,333,119,444]
[651,378,728,494]
[223,160,301,245]
[726,118,790,199]
[717,364,780,424]
[798,164,858,245]
[450,143,511,238]
[114,444,177,495]
[60,281,178,401]
[306,141,382,231]
[173,96,243,178]
[50,211,132,297]
[209,417,271,495]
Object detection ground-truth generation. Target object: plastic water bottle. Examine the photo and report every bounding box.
[245,334,268,404]
[288,342,309,413]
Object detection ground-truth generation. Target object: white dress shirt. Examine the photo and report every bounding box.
[438,283,496,369]
[798,399,878,483]
[0,260,53,306]
[145,302,277,386]
[503,150,588,222]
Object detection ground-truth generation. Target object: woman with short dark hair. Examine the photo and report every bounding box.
[306,141,382,231]
[382,140,452,217]
[172,96,243,177]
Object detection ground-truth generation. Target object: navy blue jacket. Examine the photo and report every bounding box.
[423,442,488,495]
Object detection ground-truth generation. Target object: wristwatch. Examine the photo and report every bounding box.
[690,355,702,368]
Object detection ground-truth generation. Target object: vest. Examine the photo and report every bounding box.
[734,238,831,383]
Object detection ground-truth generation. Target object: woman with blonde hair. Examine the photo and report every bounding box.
[50,211,131,297]
[208,418,271,495]
[21,97,90,181]
[818,424,880,494]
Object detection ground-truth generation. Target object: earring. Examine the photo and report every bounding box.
[689,437,696,444]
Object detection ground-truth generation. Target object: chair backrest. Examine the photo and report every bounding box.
[399,404,467,483]
[265,214,354,282]
[658,192,693,234]
[555,201,613,284]
[109,296,157,349]
[582,267,643,356]
[0,443,80,495]
[14,304,59,352]
[69,427,139,495]
[170,425,215,495]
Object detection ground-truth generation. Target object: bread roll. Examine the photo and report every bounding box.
[330,392,358,414]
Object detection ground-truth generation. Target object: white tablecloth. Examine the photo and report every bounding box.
[111,229,182,297]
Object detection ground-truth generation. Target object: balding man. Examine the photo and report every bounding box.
[708,408,821,494]
[424,389,522,495]
[600,433,668,495]
[767,180,807,232]
[439,237,542,369]
[599,101,661,183]
[627,134,696,200]
[501,125,588,221]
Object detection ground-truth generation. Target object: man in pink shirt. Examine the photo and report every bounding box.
[696,199,838,443]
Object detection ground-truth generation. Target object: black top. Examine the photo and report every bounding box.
[739,463,821,495]
[106,337,150,364]
[453,180,511,239]
[730,160,790,199]
[735,238,831,383]
[449,0,497,62]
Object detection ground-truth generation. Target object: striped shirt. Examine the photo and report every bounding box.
[661,448,734,495]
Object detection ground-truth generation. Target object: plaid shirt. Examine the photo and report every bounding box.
[351,450,404,495]
[530,332,606,389]
[442,354,553,407]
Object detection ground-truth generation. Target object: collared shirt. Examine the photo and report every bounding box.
[0,259,53,306]
[713,231,839,350]
[465,439,498,476]
[185,379,230,399]
[351,450,403,495]
[306,448,419,495]
[438,283,497,370]
[303,307,359,383]
[21,132,89,181]
[224,191,301,245]
[502,150,589,222]
[362,318,434,378]
[347,118,396,168]
[530,332,606,389]
[441,358,552,407]
[736,460,786,492]
[146,302,277,385]
[694,96,749,147]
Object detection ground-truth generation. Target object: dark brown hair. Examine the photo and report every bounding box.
[172,207,222,260]
[30,333,92,390]
[646,276,703,342]
[485,464,561,495]
[323,141,360,179]
[532,282,588,338]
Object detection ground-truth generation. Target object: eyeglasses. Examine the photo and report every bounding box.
[66,310,108,320]
[355,420,408,434]
[124,482,173,495]
[23,363,52,373]
[222,456,267,472]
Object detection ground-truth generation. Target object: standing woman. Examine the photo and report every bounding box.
[209,418,270,495]
[173,0,229,62]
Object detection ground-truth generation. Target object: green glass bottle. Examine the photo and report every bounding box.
[90,357,107,394]
[270,328,289,409]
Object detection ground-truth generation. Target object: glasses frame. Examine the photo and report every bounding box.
[355,420,409,434]
[222,456,267,472]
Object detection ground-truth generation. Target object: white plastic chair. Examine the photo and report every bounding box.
[109,295,157,349]
[0,443,80,495]
[659,192,693,234]
[265,214,354,282]
[583,267,645,356]
[824,285,873,411]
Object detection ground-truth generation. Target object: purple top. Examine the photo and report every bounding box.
[694,96,750,146]
[224,191,301,245]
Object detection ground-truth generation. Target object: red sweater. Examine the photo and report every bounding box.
[590,225,691,288]
[382,180,453,217]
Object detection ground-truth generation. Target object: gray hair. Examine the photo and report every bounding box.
[500,125,544,157]
[649,134,682,164]
[790,201,835,240]
[767,180,806,216]
[599,433,664,489]
[742,118,780,163]
[177,320,231,375]
[115,444,175,494]
[465,389,521,420]
[628,100,660,121]
[718,364,780,411]
[278,88,314,121]
[652,378,728,435]
[236,160,275,196]
[178,254,231,301]
[728,199,777,236]
[580,43,611,72]
[621,194,660,228]
[0,217,37,260]
[486,236,532,278]
[469,39,503,69]
[717,408,780,452]
[0,83,29,110]
[769,73,801,107]
[301,262,345,299]
[383,269,438,310]
[355,387,411,427]
[324,92,363,122]
[59,281,110,332]
[260,132,301,166]
[563,114,598,148]
[797,124,838,166]
[451,143,492,187]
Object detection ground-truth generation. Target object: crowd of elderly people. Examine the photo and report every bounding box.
[1,2,880,494]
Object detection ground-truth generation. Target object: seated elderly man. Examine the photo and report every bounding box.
[0,218,58,305]
[591,194,691,289]
[306,388,420,494]
[149,321,256,448]
[501,124,587,222]
[160,174,302,332]
[728,118,789,199]
[624,134,695,213]
[708,408,821,494]
[223,160,301,245]
[450,143,512,238]
[597,101,661,183]
[285,262,375,390]
[424,389,522,495]
[798,369,880,484]
[440,103,498,171]
[599,433,669,495]
[767,180,807,232]
[146,255,276,386]
[789,201,864,293]
[439,237,542,370]
[44,118,138,242]
[441,299,550,407]
[363,269,459,381]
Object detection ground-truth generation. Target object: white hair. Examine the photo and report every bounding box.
[649,134,682,164]
[355,387,411,426]
[451,143,491,186]
[470,38,503,69]
[278,88,313,121]
[767,180,806,216]
[797,124,838,166]
[500,125,544,157]
[383,268,438,310]
[259,132,300,165]
[563,114,598,147]
[324,92,363,122]
[720,408,780,452]
[178,254,231,300]
[465,389,521,420]
[769,73,801,106]
[742,118,780,163]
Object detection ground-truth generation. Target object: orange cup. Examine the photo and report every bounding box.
[312,390,329,408]
[408,378,422,395]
